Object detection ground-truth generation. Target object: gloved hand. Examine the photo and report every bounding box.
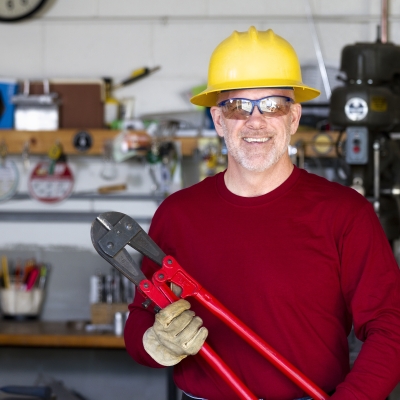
[143,299,208,366]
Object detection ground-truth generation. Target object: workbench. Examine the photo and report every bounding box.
[0,320,124,348]
[0,320,178,400]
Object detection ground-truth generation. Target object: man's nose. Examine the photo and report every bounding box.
[246,106,267,128]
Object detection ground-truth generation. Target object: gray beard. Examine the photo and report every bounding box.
[221,119,292,173]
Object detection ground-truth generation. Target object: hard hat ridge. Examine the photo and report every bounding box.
[248,26,259,40]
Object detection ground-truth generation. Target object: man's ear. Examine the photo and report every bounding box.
[289,103,302,135]
[210,106,225,138]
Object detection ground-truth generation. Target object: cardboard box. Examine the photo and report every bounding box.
[90,303,129,325]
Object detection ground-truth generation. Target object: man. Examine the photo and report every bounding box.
[124,27,400,399]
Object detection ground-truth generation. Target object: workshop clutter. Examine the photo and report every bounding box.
[23,79,104,130]
[89,269,134,333]
[13,80,61,131]
[0,66,160,131]
[0,131,181,205]
[0,256,50,318]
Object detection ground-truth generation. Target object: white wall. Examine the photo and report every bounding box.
[1,0,400,116]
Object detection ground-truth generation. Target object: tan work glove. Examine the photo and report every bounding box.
[143,299,208,366]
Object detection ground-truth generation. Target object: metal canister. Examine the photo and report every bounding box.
[114,312,123,336]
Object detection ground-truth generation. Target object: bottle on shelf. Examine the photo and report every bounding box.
[103,77,120,128]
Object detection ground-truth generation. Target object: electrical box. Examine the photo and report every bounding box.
[345,127,368,164]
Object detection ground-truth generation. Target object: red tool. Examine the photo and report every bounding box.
[25,267,39,291]
[91,211,330,400]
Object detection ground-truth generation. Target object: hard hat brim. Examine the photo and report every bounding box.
[190,82,321,107]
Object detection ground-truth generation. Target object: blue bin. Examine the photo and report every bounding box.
[0,79,18,129]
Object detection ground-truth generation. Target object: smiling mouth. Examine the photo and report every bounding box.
[243,137,271,143]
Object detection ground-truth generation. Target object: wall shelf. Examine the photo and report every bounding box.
[10,192,165,202]
[0,129,204,157]
[0,211,152,223]
[0,320,124,349]
[0,129,149,156]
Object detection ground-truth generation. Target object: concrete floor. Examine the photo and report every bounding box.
[0,347,172,400]
[0,337,398,400]
[0,345,398,400]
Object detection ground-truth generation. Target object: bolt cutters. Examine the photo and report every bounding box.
[91,211,329,400]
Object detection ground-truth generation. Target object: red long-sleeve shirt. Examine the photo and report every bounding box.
[125,166,400,400]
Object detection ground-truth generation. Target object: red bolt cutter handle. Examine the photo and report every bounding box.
[144,256,330,400]
[140,280,258,399]
[91,212,329,400]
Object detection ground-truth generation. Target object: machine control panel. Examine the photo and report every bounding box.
[345,127,368,164]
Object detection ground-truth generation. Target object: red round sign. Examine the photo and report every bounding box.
[28,161,74,203]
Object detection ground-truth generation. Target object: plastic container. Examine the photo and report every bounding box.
[0,285,44,319]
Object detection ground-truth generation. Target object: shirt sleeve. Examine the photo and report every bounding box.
[332,202,400,399]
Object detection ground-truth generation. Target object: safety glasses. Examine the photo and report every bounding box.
[218,95,294,120]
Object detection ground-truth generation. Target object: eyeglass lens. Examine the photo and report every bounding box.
[219,96,293,120]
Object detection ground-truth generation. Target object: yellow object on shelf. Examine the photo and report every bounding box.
[103,78,120,128]
[1,256,9,289]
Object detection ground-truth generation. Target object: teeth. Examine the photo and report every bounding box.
[243,137,270,143]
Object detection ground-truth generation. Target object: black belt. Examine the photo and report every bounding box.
[181,390,335,400]
[182,394,299,400]
[182,393,205,400]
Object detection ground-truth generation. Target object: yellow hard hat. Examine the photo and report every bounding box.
[190,27,320,107]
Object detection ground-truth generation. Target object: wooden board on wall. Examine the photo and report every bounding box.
[0,129,149,156]
[0,129,343,158]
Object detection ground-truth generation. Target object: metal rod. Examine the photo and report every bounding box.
[381,0,388,43]
[10,193,165,202]
[373,141,380,214]
[304,0,332,100]
[0,211,152,224]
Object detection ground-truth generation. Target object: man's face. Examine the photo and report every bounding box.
[210,88,301,173]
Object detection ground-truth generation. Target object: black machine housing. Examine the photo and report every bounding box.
[329,40,400,241]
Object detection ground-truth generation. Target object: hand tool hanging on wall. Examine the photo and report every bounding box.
[22,141,31,173]
[28,141,74,203]
[100,139,118,180]
[145,121,179,195]
[91,211,330,400]
[103,66,161,128]
[113,66,161,90]
[0,141,19,202]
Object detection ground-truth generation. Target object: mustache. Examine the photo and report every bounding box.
[239,128,275,137]
[220,118,275,138]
